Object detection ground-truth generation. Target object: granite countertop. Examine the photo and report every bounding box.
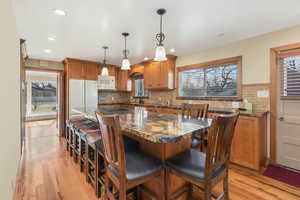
[98,103,268,117]
[74,106,212,143]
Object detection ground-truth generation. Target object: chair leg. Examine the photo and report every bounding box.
[204,184,212,200]
[119,187,127,200]
[223,170,229,200]
[160,170,166,200]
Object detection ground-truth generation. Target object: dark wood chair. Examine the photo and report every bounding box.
[166,112,239,200]
[95,111,164,200]
[182,103,209,151]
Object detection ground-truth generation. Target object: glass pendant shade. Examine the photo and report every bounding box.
[154,45,167,61]
[121,58,131,70]
[101,66,109,76]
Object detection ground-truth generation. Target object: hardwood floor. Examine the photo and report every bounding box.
[14,120,300,200]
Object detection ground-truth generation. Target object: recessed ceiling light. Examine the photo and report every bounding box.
[48,36,56,41]
[144,57,149,61]
[53,9,66,16]
[170,48,175,52]
[44,49,52,53]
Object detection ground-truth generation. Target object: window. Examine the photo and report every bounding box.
[135,79,148,97]
[178,57,241,99]
[280,55,300,99]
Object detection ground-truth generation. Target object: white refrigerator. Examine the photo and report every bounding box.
[69,80,98,117]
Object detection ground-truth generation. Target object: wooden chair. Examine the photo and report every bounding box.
[182,103,209,151]
[166,112,239,200]
[95,111,164,200]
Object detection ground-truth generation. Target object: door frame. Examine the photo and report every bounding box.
[24,66,65,136]
[270,42,300,164]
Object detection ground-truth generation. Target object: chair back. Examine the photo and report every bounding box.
[95,111,126,178]
[205,112,239,177]
[182,103,209,119]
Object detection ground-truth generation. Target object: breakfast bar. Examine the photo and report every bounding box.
[78,106,212,199]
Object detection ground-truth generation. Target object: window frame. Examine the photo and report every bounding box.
[133,78,149,98]
[176,56,242,100]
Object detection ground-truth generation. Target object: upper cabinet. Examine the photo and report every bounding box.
[144,55,177,90]
[116,69,132,91]
[64,58,100,80]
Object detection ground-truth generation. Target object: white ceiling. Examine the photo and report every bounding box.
[13,0,300,65]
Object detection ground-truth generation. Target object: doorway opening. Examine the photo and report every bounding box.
[24,68,64,137]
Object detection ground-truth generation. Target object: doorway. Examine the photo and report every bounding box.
[24,68,64,136]
[270,44,300,171]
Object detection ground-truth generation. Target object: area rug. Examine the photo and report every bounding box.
[263,164,300,188]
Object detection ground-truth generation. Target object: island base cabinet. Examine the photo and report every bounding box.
[230,115,267,171]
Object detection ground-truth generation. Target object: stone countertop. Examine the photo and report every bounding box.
[74,106,212,143]
[98,103,268,117]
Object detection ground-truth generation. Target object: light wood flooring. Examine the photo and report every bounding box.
[13,120,300,200]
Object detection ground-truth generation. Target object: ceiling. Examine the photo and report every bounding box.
[13,0,300,65]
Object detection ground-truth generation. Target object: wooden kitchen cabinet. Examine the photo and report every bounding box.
[230,115,267,171]
[64,58,100,80]
[116,70,131,91]
[144,55,177,90]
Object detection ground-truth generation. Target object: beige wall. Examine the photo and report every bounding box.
[0,0,21,199]
[176,25,300,84]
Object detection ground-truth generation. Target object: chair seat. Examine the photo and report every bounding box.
[109,151,163,182]
[166,149,225,180]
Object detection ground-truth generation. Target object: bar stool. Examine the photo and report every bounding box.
[182,103,209,151]
[165,112,239,200]
[95,111,164,200]
[85,131,102,197]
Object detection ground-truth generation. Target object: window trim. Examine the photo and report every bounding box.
[176,56,242,100]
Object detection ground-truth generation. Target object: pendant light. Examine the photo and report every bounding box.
[101,46,109,76]
[121,32,131,70]
[154,8,167,62]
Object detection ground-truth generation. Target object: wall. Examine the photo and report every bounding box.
[25,58,64,70]
[141,25,300,111]
[0,0,21,199]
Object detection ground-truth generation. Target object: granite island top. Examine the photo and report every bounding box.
[74,106,212,143]
[98,103,268,117]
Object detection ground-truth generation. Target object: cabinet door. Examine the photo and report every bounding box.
[85,63,99,80]
[160,61,169,88]
[144,63,153,89]
[230,116,258,170]
[68,62,85,79]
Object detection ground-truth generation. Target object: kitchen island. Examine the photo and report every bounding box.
[73,106,212,199]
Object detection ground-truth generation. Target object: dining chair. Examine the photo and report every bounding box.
[166,112,239,200]
[182,103,209,151]
[95,111,164,200]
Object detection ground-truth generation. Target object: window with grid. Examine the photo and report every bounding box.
[280,55,300,100]
[134,79,148,97]
[178,57,241,99]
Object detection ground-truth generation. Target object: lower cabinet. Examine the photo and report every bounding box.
[230,115,267,171]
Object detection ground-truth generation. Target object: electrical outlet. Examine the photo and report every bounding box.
[257,90,269,98]
[232,102,240,108]
[112,96,114,101]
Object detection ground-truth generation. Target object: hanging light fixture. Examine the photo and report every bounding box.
[154,8,167,62]
[121,32,131,70]
[101,46,109,76]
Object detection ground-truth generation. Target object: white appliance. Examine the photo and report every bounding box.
[69,79,98,117]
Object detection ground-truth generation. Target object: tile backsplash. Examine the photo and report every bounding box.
[99,84,270,111]
[98,92,130,104]
[131,83,270,111]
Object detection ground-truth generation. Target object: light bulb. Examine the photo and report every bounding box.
[101,66,109,76]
